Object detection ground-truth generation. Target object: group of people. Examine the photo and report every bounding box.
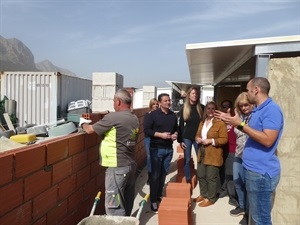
[79,76,283,225]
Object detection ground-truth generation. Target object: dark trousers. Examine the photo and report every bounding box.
[197,147,219,203]
[149,147,173,203]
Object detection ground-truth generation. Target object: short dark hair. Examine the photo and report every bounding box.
[250,77,270,94]
[158,93,169,102]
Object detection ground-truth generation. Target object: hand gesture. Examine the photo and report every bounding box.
[214,108,241,126]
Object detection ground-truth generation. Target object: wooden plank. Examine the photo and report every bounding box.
[3,113,15,131]
[0,124,6,132]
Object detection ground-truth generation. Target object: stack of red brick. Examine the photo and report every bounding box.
[158,145,197,225]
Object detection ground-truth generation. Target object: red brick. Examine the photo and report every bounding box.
[177,156,184,173]
[24,170,52,201]
[97,135,102,144]
[81,112,105,124]
[0,200,32,225]
[0,154,13,185]
[46,138,69,165]
[90,160,100,178]
[52,158,72,184]
[177,145,184,153]
[15,145,46,178]
[87,145,99,164]
[176,172,185,183]
[69,133,85,156]
[32,185,58,220]
[0,180,23,216]
[96,170,105,188]
[32,216,46,225]
[176,171,197,188]
[76,166,90,188]
[73,151,88,172]
[166,182,192,200]
[60,213,75,225]
[58,175,76,201]
[47,200,68,225]
[158,197,192,225]
[83,177,97,200]
[74,198,90,224]
[68,189,83,213]
[84,132,98,149]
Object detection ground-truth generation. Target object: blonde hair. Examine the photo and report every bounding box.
[234,92,250,115]
[202,101,217,122]
[149,98,158,110]
[183,87,202,121]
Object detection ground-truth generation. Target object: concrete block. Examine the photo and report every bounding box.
[92,72,123,86]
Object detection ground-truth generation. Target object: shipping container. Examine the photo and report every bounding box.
[0,72,92,127]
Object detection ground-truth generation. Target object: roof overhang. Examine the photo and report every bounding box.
[186,35,300,86]
[165,80,202,94]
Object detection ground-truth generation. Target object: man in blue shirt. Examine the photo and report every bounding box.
[214,77,283,225]
[144,93,178,213]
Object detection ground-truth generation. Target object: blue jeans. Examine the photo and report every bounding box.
[144,137,151,173]
[149,147,174,203]
[105,164,136,216]
[245,169,280,225]
[233,157,247,210]
[183,138,198,182]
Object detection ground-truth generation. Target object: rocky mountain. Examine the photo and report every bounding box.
[36,60,77,76]
[0,35,76,76]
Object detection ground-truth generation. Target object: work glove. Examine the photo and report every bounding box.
[79,117,92,128]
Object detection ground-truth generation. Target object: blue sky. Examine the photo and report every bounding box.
[0,0,299,88]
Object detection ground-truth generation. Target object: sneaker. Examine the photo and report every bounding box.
[151,202,158,214]
[230,207,245,217]
[228,198,239,207]
[239,214,248,225]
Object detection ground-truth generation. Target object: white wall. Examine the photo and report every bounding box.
[132,87,172,109]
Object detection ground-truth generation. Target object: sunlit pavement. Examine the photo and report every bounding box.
[131,142,242,225]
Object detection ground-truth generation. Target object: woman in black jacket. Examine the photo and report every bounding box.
[177,87,203,183]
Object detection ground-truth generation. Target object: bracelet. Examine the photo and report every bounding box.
[237,121,245,131]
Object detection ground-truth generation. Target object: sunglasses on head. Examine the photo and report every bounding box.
[221,105,230,108]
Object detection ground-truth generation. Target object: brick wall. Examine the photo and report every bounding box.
[0,108,148,225]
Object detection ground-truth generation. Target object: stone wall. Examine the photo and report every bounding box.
[268,57,300,225]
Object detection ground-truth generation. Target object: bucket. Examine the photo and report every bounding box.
[77,215,139,225]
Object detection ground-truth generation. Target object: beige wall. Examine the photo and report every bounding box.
[268,57,300,225]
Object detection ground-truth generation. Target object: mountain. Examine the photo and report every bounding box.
[0,35,76,76]
[36,60,77,76]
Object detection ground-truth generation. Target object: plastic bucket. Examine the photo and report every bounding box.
[77,215,139,225]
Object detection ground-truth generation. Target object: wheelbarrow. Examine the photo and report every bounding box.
[77,192,150,225]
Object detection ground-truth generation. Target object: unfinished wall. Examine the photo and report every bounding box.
[268,57,300,225]
[0,108,148,225]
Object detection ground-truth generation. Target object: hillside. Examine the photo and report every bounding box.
[0,35,76,76]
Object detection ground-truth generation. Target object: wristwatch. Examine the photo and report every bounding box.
[237,121,245,131]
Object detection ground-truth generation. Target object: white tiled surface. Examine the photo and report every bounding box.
[131,142,242,225]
